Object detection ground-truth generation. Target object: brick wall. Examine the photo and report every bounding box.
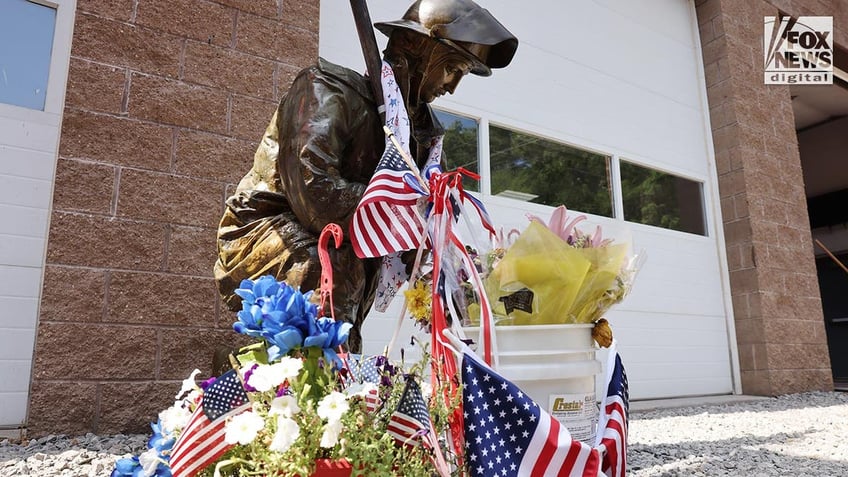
[28,0,319,436]
[696,0,844,394]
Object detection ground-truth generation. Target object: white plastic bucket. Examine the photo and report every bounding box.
[463,323,601,443]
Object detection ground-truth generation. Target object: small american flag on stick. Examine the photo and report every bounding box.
[169,370,250,477]
[387,377,434,448]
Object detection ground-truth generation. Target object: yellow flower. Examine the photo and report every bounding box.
[404,280,432,324]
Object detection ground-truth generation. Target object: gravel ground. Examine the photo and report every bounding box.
[1,391,847,476]
[629,391,848,476]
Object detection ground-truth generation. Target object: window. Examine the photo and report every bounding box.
[489,125,613,217]
[620,160,706,235]
[0,0,57,111]
[434,109,480,192]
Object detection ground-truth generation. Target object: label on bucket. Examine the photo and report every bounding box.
[549,393,598,443]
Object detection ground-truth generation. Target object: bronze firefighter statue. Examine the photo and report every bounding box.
[214,0,518,352]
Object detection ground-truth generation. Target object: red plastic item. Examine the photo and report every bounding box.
[317,223,343,320]
[308,459,353,477]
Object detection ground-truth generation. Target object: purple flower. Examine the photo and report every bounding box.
[241,364,259,392]
[200,376,217,391]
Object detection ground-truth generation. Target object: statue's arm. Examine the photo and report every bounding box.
[277,69,376,237]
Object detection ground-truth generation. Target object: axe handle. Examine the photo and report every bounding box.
[349,0,385,117]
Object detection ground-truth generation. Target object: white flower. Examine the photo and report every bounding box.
[420,381,433,401]
[175,369,202,399]
[138,448,160,477]
[269,395,300,418]
[317,391,349,422]
[184,389,201,405]
[274,357,304,380]
[248,359,303,392]
[269,416,300,453]
[159,402,192,434]
[224,412,265,445]
[246,364,276,392]
[345,382,377,398]
[319,419,343,448]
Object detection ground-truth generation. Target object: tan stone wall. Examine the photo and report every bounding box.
[696,0,844,395]
[28,0,320,436]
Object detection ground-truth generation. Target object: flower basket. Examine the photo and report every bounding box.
[307,459,352,477]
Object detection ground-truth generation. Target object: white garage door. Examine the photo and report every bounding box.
[319,0,738,400]
[0,0,76,428]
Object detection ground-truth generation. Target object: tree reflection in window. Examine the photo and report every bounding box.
[489,125,613,217]
[620,161,706,235]
[434,109,480,192]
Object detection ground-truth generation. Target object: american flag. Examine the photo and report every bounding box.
[595,352,629,477]
[169,370,251,477]
[350,139,426,258]
[349,355,382,413]
[350,355,381,384]
[387,377,433,447]
[461,352,602,477]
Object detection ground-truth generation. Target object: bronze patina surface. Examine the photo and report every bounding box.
[214,0,517,351]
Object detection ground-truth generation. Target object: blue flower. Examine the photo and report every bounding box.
[112,419,175,477]
[234,275,281,307]
[111,457,142,477]
[148,420,175,453]
[305,317,352,368]
[233,276,282,337]
[232,276,320,361]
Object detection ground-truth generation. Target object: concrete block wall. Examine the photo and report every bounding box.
[28,0,319,436]
[695,0,844,395]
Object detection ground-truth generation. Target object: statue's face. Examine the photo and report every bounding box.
[419,47,474,103]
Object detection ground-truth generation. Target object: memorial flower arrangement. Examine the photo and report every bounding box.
[112,275,457,477]
[475,205,642,327]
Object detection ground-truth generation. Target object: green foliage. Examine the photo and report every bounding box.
[201,343,460,477]
[440,117,480,192]
[488,126,613,216]
[620,161,704,233]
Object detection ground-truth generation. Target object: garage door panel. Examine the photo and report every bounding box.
[0,361,33,393]
[631,378,734,400]
[0,297,38,328]
[0,392,28,427]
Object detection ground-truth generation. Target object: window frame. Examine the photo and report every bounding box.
[431,107,713,237]
[618,157,709,236]
[0,0,75,120]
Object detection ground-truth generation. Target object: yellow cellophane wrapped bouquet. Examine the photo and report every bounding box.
[482,206,639,326]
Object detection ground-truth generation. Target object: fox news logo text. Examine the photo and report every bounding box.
[764,16,833,85]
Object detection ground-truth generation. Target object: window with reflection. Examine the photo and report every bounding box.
[0,0,57,111]
[488,125,613,217]
[620,160,706,235]
[433,109,480,191]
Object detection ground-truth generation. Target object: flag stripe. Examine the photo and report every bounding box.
[371,202,405,252]
[351,210,383,257]
[528,415,558,476]
[387,416,425,443]
[375,201,421,250]
[390,202,425,247]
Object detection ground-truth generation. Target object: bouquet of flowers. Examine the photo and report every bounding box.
[479,205,641,327]
[111,275,457,477]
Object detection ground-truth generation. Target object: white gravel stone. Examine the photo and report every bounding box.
[1,391,846,476]
[629,391,848,476]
